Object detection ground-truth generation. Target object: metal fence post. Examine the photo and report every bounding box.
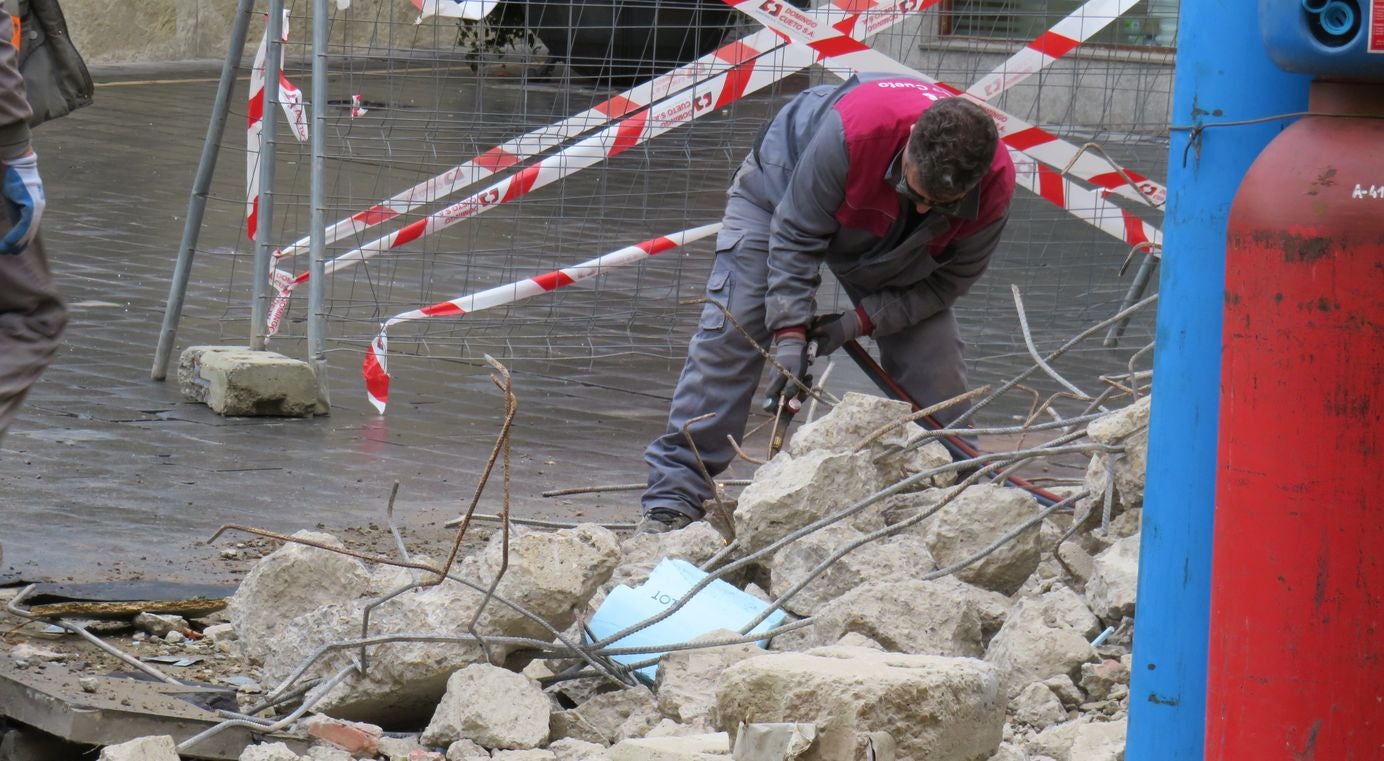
[150,0,256,380]
[250,0,284,351]
[308,0,331,408]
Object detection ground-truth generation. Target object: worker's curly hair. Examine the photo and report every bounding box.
[906,98,999,200]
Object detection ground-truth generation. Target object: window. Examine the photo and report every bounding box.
[943,0,1178,48]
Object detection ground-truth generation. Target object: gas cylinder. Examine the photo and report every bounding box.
[1206,80,1384,759]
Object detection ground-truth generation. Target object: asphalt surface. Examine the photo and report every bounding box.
[0,61,1164,583]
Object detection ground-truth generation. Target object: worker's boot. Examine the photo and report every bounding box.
[635,507,694,534]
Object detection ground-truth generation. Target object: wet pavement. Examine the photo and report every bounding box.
[0,61,1163,583]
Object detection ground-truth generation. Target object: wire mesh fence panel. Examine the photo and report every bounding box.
[183,0,1171,425]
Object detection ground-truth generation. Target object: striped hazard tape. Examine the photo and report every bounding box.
[363,223,723,412]
[273,0,939,265]
[966,0,1144,102]
[268,0,944,336]
[246,10,308,242]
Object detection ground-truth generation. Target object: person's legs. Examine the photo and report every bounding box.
[642,205,773,521]
[0,234,66,444]
[870,307,970,427]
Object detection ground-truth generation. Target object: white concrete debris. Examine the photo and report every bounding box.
[1042,676,1084,710]
[552,686,663,745]
[609,733,731,761]
[786,391,955,489]
[1079,659,1131,703]
[179,345,323,417]
[1085,535,1140,624]
[1025,718,1126,761]
[1010,682,1068,728]
[240,742,301,761]
[492,751,560,761]
[98,735,180,761]
[655,631,764,728]
[805,578,986,657]
[1082,396,1151,519]
[733,450,883,554]
[984,588,1100,696]
[228,530,372,667]
[422,663,551,749]
[445,738,491,760]
[609,521,726,591]
[251,525,619,723]
[715,647,1004,761]
[768,523,936,616]
[923,484,1044,596]
[988,743,1030,761]
[548,737,613,761]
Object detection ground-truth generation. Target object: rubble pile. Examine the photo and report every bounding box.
[1,391,1150,761]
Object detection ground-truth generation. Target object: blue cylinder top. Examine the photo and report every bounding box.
[1260,0,1384,79]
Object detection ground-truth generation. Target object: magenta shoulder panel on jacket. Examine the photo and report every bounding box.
[832,79,1014,249]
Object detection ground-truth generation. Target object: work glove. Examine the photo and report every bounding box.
[0,152,45,256]
[808,307,873,356]
[763,327,812,414]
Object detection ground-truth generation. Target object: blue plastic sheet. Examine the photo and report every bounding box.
[587,558,787,681]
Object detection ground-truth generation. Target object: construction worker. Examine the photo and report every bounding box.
[638,73,1015,533]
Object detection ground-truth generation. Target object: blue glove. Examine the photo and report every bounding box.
[0,152,45,256]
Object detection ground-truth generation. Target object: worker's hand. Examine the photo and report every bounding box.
[808,310,867,356]
[763,328,811,413]
[0,152,45,256]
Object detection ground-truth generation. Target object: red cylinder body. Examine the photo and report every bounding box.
[1208,81,1384,759]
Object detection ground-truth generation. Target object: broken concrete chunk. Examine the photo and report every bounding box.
[254,525,618,724]
[134,612,190,638]
[1025,718,1126,761]
[923,484,1043,596]
[179,345,323,417]
[422,663,550,750]
[305,746,354,761]
[548,737,612,761]
[240,742,302,761]
[734,451,883,554]
[786,392,956,491]
[768,524,936,616]
[445,738,491,761]
[553,686,661,745]
[1041,676,1084,710]
[97,735,180,761]
[492,751,559,761]
[1079,660,1131,702]
[228,530,370,667]
[611,522,726,591]
[715,647,1004,761]
[1085,535,1139,624]
[985,589,1100,696]
[655,631,764,728]
[731,723,816,761]
[1010,682,1067,728]
[1081,397,1151,520]
[609,733,732,761]
[987,743,1029,761]
[805,578,986,657]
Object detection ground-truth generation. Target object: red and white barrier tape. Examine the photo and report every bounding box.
[726,0,1168,210]
[966,0,1142,101]
[247,10,309,241]
[362,223,723,412]
[274,0,935,264]
[267,0,940,335]
[1009,149,1161,250]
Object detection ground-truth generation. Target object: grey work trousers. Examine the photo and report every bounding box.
[0,232,66,443]
[642,199,968,519]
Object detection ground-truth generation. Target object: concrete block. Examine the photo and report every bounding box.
[609,733,731,760]
[179,346,323,417]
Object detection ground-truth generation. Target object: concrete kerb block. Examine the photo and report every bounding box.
[179,345,326,417]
